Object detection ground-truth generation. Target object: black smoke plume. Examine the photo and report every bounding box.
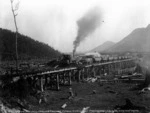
[73,7,102,56]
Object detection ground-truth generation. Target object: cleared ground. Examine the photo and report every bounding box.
[25,79,150,112]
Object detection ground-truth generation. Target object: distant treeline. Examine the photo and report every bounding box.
[0,28,61,60]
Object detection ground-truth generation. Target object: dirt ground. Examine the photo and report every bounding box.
[24,80,150,112]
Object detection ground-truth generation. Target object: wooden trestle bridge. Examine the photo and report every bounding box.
[1,58,137,92]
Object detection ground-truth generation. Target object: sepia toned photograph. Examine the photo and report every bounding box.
[0,0,150,112]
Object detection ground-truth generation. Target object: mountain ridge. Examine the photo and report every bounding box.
[90,41,115,52]
[106,24,150,53]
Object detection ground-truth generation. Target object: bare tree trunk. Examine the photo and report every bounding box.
[10,0,19,72]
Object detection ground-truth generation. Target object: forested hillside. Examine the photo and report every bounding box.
[0,28,61,60]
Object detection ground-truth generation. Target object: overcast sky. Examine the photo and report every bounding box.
[0,0,150,53]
